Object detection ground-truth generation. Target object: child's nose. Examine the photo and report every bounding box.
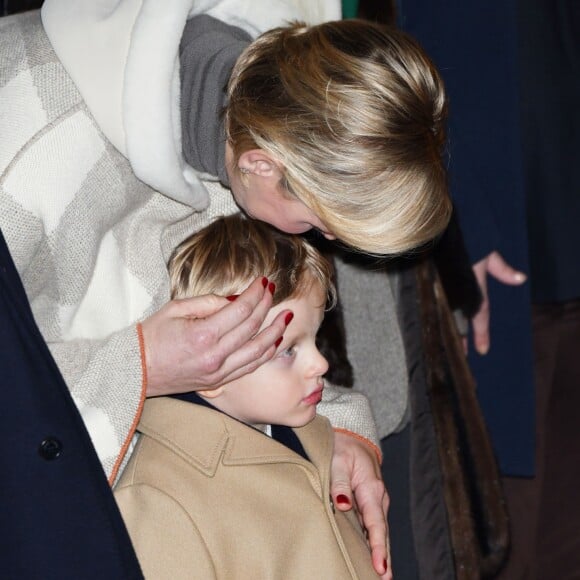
[313,348,329,377]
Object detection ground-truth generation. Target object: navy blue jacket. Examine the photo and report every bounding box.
[0,229,143,579]
[397,1,535,476]
[517,0,580,303]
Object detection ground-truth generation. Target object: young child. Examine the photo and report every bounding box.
[114,214,379,579]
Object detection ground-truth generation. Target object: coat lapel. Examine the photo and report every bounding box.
[138,397,332,476]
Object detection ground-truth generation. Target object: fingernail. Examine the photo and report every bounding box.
[383,559,387,572]
[226,294,239,301]
[336,494,350,507]
[284,312,294,325]
[514,272,527,282]
[268,281,276,295]
[261,277,268,288]
[477,343,489,355]
[275,337,283,348]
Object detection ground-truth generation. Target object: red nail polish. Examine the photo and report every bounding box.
[284,312,294,325]
[268,281,276,295]
[275,337,283,348]
[336,494,350,506]
[261,277,268,288]
[383,559,387,572]
[226,294,239,301]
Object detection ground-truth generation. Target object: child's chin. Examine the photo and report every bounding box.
[294,409,317,428]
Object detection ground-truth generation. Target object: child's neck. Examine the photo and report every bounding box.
[198,394,272,434]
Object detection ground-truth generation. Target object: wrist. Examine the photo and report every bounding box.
[334,427,383,465]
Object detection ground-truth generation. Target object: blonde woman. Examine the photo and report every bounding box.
[1,2,448,577]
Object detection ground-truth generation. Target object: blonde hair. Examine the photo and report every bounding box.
[225,19,451,255]
[169,214,335,307]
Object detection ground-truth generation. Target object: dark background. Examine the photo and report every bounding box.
[1,0,43,16]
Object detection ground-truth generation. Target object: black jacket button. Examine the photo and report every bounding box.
[38,437,63,460]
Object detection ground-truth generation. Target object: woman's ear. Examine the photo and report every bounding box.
[197,386,225,399]
[238,149,282,177]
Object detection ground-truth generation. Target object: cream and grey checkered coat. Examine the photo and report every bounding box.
[0,4,381,483]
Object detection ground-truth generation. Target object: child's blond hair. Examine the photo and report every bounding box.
[225,19,451,255]
[169,215,335,307]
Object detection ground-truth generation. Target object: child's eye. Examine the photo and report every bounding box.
[279,345,296,358]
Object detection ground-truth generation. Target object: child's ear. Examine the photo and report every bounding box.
[197,386,225,399]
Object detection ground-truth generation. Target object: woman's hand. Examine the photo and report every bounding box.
[331,431,392,579]
[141,277,292,396]
[471,251,526,355]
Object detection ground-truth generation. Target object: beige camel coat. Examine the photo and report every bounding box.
[115,397,379,579]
